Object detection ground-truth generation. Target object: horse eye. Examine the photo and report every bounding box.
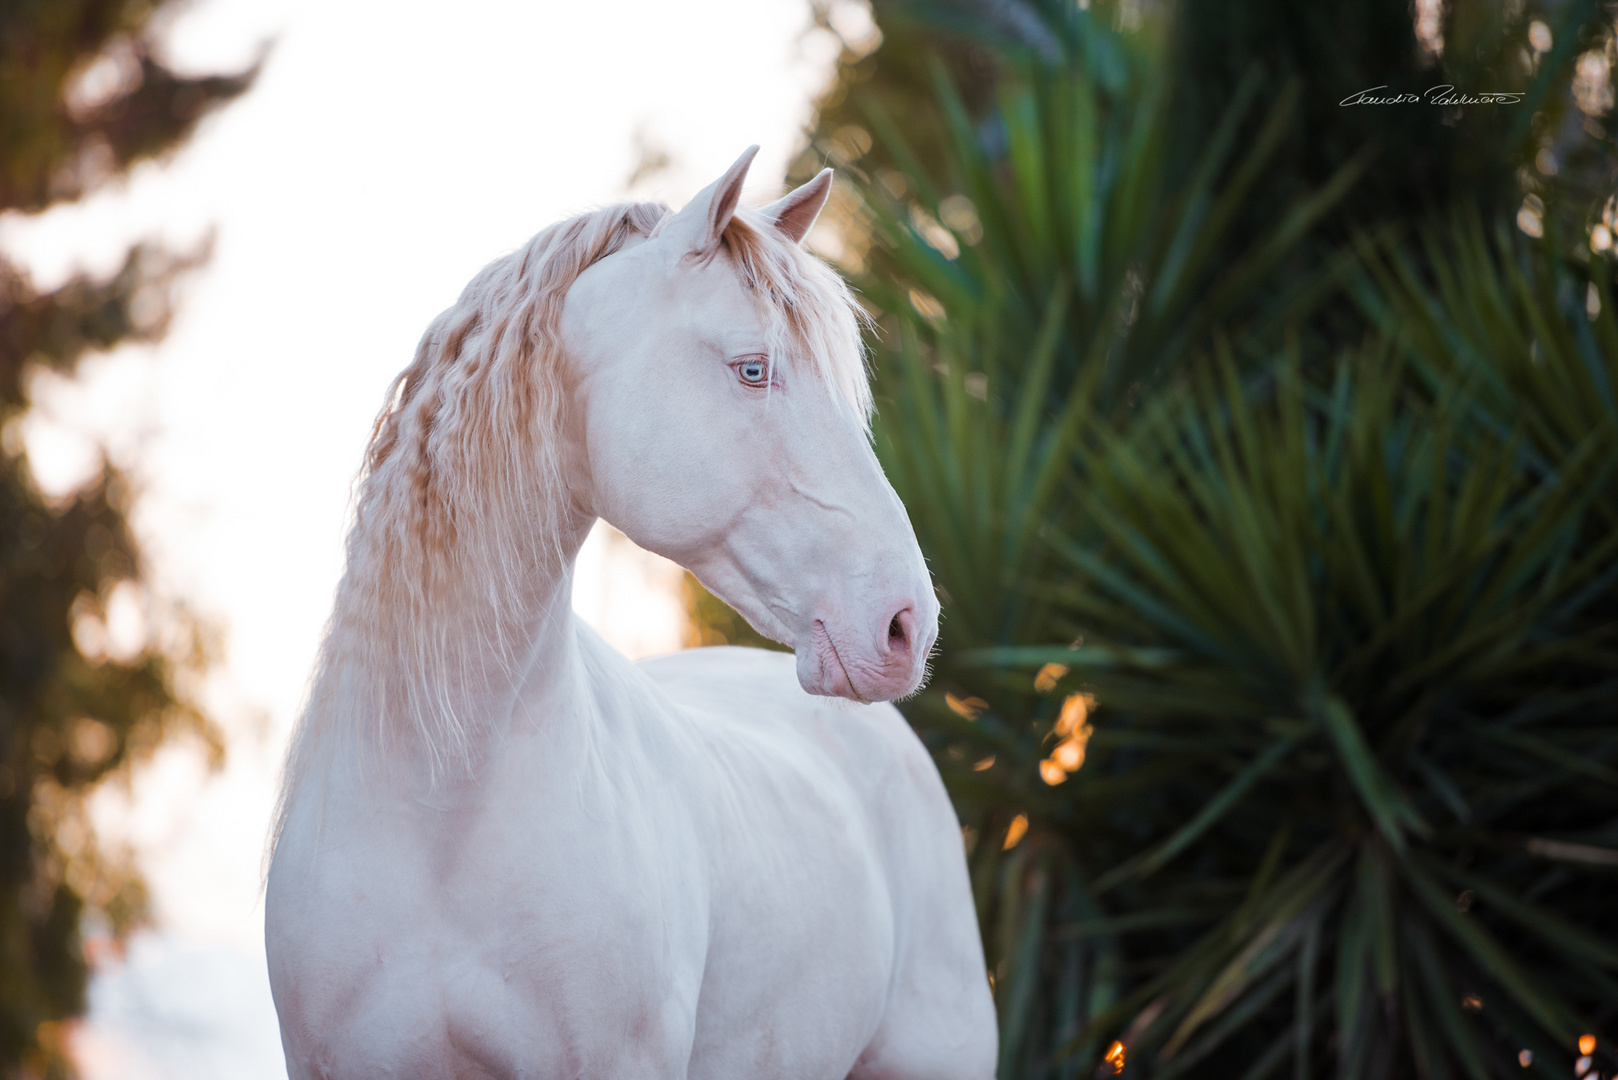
[738,361,768,385]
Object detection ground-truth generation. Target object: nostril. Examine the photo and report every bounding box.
[886,607,914,656]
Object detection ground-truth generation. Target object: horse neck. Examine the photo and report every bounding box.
[476,520,593,724]
[314,505,598,785]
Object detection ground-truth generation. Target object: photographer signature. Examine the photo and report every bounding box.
[1340,85,1526,106]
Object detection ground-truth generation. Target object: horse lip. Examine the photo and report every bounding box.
[813,619,867,703]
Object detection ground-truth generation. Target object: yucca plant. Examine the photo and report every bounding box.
[965,341,1618,1077]
[854,18,1364,414]
[841,11,1618,1076]
[877,217,1618,1076]
[1355,211,1618,523]
[856,6,1362,679]
[843,11,1362,1076]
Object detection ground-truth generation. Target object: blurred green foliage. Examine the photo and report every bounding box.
[1164,0,1612,243]
[0,2,250,1075]
[681,573,788,652]
[689,0,1618,1075]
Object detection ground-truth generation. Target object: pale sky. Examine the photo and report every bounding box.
[1,0,867,1072]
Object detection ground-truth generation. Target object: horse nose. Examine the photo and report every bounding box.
[800,593,937,702]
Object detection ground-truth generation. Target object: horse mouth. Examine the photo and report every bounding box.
[812,619,867,703]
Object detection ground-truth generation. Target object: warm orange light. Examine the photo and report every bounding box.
[1039,760,1067,785]
[1034,663,1068,692]
[1580,1035,1597,1055]
[908,287,946,322]
[946,692,988,720]
[1056,693,1095,735]
[1104,1040,1126,1073]
[1053,738,1085,771]
[1461,994,1482,1012]
[972,755,996,771]
[1003,814,1029,849]
[1518,1049,1533,1067]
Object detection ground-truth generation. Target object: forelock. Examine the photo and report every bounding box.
[718,206,872,430]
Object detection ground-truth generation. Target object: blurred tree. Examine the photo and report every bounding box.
[1164,0,1616,257]
[784,0,1618,327]
[0,2,251,1076]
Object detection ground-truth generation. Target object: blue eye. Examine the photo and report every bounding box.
[737,360,769,385]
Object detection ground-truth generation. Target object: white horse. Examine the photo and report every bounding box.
[265,147,996,1079]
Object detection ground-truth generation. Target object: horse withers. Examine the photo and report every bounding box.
[265,147,997,1079]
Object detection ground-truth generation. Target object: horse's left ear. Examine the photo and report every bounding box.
[763,168,833,245]
[661,145,759,256]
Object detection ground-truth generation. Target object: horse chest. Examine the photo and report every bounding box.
[269,783,712,1077]
[268,674,920,1079]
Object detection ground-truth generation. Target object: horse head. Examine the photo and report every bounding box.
[562,148,938,702]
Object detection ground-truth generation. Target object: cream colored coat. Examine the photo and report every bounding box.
[265,149,996,1079]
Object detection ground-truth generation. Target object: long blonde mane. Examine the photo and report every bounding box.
[271,197,870,854]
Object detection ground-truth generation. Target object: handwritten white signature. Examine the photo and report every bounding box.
[1340,85,1526,106]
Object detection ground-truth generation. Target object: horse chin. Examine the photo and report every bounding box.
[793,621,856,700]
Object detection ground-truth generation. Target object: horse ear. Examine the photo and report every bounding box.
[660,145,759,256]
[762,168,833,245]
